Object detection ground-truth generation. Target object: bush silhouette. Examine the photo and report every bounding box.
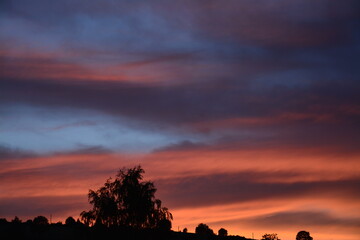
[196,223,214,235]
[296,231,313,240]
[218,228,228,237]
[65,216,76,225]
[262,233,280,240]
[25,219,33,224]
[156,219,172,231]
[33,216,49,225]
[11,216,21,224]
[80,165,172,228]
[0,218,8,224]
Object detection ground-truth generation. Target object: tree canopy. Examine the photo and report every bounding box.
[80,165,172,229]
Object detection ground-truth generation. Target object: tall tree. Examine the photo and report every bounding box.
[80,165,172,228]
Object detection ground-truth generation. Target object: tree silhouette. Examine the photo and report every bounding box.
[33,216,49,225]
[80,210,95,227]
[80,165,172,228]
[262,233,281,240]
[296,231,313,240]
[218,228,228,237]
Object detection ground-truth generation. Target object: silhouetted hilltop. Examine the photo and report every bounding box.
[0,220,251,240]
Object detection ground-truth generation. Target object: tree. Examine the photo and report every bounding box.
[183,227,188,233]
[196,223,214,235]
[262,233,281,240]
[218,228,228,237]
[296,231,313,240]
[80,165,172,228]
[80,210,95,227]
[33,216,49,225]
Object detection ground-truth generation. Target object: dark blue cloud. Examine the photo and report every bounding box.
[0,145,37,160]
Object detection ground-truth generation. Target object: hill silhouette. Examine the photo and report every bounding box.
[0,218,250,240]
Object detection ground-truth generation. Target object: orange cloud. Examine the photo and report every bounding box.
[0,49,160,83]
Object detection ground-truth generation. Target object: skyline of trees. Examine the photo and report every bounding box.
[0,216,313,240]
[0,166,315,239]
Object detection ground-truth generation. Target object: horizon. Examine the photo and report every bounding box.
[1,1,360,240]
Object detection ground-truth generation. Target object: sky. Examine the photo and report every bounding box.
[0,0,360,239]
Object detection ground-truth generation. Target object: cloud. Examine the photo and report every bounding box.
[152,0,360,47]
[44,121,97,131]
[0,145,37,160]
[1,77,359,126]
[154,140,208,152]
[248,211,360,229]
[58,145,111,155]
[4,75,358,155]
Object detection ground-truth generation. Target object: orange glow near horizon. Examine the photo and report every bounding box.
[1,148,359,240]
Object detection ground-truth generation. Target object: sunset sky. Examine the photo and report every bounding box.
[1,1,360,239]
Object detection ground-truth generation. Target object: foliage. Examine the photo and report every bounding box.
[296,231,313,240]
[218,228,228,237]
[33,216,49,225]
[80,165,172,228]
[261,233,280,240]
[80,210,95,227]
